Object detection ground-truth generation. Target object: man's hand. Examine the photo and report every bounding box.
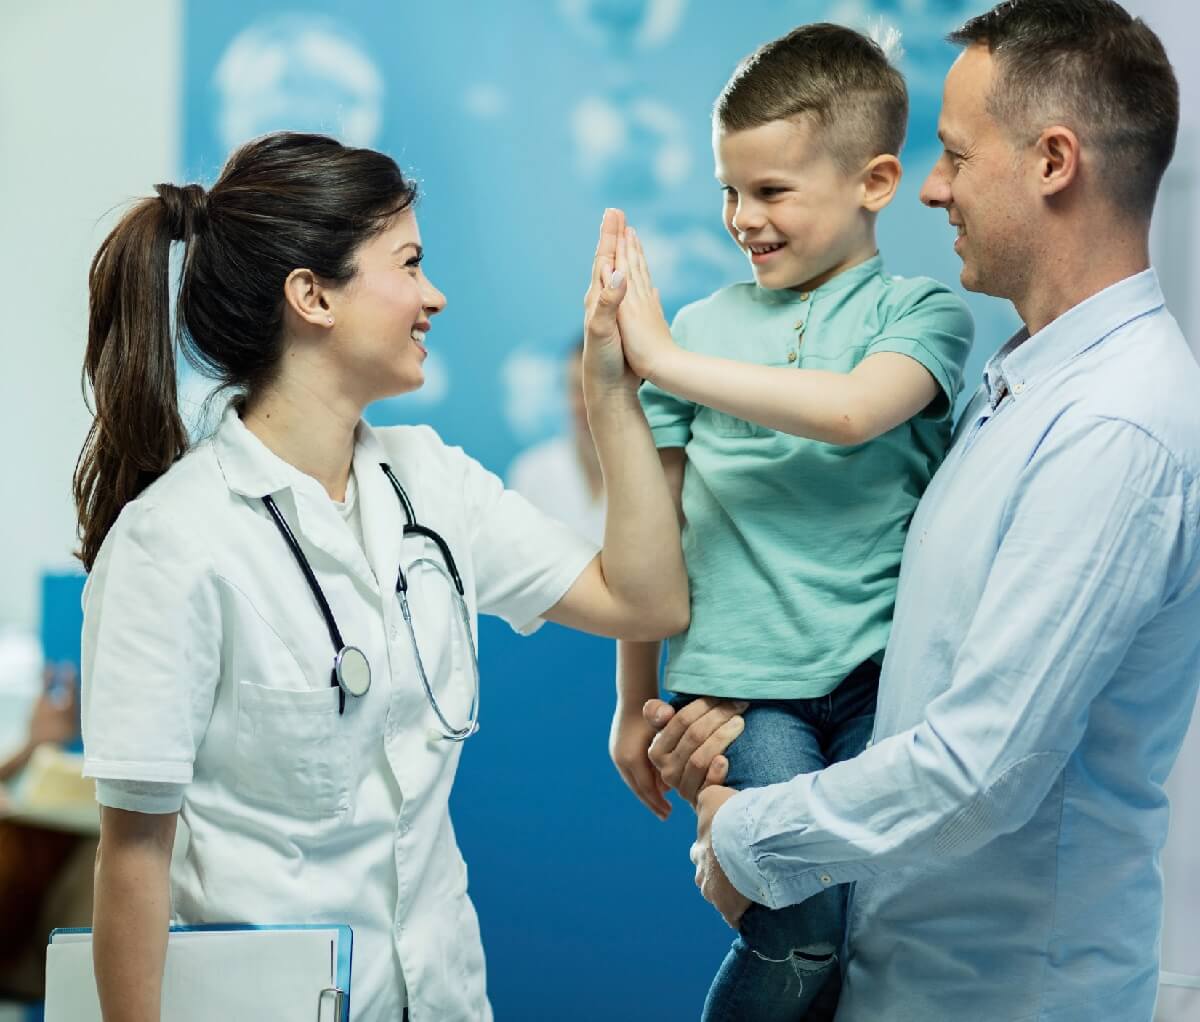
[583,208,634,393]
[643,696,746,806]
[692,785,752,928]
[615,225,678,381]
[609,705,672,820]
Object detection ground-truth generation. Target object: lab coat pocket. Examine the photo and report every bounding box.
[234,681,351,819]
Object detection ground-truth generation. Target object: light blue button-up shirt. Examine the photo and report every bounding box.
[712,270,1200,1021]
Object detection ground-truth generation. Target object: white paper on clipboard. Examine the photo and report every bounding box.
[44,924,352,1022]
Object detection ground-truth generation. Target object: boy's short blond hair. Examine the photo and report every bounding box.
[715,22,908,172]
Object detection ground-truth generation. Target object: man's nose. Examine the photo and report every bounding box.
[920,161,951,209]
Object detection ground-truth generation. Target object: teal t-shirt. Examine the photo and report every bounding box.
[641,255,974,698]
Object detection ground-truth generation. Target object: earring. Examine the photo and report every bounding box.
[326,316,334,325]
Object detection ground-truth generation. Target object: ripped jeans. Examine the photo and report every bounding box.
[685,659,879,1022]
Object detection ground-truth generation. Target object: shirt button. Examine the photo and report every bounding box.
[787,351,797,363]
[1013,382,1025,394]
[799,292,811,301]
[820,874,833,885]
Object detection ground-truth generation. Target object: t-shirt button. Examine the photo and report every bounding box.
[787,351,797,363]
[799,292,811,301]
[820,874,833,885]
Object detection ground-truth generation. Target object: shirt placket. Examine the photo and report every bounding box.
[785,289,813,365]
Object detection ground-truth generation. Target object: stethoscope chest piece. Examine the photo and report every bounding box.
[334,645,372,698]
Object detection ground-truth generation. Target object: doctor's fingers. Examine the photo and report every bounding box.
[589,208,625,291]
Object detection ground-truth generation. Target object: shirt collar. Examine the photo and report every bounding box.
[212,402,389,500]
[754,253,884,305]
[984,269,1164,408]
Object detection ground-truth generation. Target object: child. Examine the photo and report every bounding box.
[608,24,974,1022]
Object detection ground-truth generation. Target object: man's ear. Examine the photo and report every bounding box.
[1034,125,1081,198]
[282,268,334,328]
[861,154,902,212]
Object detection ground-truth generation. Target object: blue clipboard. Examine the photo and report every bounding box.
[47,922,353,1021]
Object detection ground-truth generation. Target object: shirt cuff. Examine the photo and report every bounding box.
[95,778,185,814]
[711,785,859,910]
[711,788,775,905]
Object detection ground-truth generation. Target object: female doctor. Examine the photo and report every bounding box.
[75,132,723,1022]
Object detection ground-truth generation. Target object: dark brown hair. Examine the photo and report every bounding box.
[714,22,909,171]
[74,132,417,570]
[949,0,1178,217]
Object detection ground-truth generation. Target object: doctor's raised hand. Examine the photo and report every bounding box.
[74,134,689,1022]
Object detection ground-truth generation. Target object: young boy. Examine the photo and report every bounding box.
[608,24,974,1022]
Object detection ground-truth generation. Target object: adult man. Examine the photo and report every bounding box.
[649,1,1200,1018]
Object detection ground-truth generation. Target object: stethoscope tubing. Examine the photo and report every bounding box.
[261,463,481,740]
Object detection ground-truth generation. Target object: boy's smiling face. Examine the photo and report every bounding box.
[714,117,879,292]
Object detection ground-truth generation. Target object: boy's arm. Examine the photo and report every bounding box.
[650,350,937,446]
[617,226,942,446]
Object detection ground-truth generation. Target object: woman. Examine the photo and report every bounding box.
[75,132,699,1022]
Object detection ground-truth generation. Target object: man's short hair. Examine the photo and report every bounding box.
[949,0,1179,218]
[714,23,909,173]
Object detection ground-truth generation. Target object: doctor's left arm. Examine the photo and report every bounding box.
[80,502,223,1022]
[93,806,176,1022]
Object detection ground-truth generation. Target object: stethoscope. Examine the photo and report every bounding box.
[261,463,480,742]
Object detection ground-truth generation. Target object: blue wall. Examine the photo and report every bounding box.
[181,2,1018,1017]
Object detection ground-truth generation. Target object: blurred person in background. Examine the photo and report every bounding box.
[507,339,606,545]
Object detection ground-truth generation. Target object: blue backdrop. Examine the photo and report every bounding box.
[180,2,1018,1017]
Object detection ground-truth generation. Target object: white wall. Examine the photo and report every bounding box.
[1131,0,1200,362]
[1121,5,1200,1015]
[0,0,180,632]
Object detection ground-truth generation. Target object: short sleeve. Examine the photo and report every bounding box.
[452,448,599,635]
[81,501,222,786]
[867,283,975,419]
[639,304,699,448]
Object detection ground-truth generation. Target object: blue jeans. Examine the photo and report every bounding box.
[677,659,879,1022]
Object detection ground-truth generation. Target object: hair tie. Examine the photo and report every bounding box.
[154,182,209,241]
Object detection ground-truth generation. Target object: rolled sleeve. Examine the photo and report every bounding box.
[82,501,222,786]
[95,778,186,815]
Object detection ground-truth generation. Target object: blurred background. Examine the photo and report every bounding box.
[0,1,1197,1019]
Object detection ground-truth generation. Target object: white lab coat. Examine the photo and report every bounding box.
[81,406,597,1021]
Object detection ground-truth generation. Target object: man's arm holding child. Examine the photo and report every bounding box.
[616,227,943,446]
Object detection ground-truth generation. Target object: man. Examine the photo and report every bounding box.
[647,2,1200,1018]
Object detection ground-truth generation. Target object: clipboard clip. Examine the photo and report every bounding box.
[318,986,346,1021]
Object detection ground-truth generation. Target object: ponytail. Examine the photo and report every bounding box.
[73,184,204,570]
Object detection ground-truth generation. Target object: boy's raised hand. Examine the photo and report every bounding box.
[615,226,679,382]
